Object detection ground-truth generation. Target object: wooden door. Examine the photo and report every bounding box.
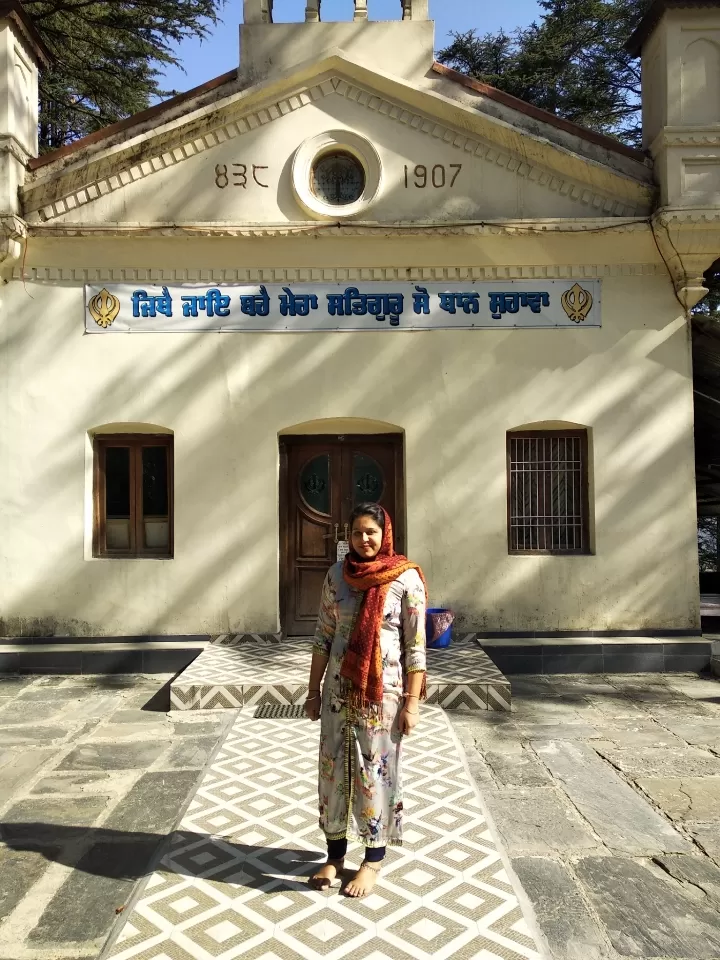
[280,435,404,636]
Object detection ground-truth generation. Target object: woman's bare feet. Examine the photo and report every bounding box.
[344,861,381,898]
[309,858,344,890]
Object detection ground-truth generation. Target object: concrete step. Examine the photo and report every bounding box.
[170,634,511,712]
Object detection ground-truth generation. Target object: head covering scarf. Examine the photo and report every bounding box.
[341,507,427,715]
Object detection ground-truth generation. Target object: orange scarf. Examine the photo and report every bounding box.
[341,507,427,713]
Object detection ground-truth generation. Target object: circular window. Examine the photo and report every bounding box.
[292,131,382,220]
[311,152,366,206]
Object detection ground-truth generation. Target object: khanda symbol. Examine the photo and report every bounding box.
[88,288,121,328]
[561,283,593,323]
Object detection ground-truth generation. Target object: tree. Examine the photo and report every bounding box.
[437,2,720,318]
[22,1,225,152]
[437,0,650,148]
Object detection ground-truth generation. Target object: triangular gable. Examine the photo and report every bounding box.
[22,52,654,226]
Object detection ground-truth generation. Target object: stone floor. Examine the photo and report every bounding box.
[451,671,720,960]
[0,674,234,960]
[2,671,720,960]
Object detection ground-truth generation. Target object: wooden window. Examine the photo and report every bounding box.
[507,430,590,554]
[93,434,173,558]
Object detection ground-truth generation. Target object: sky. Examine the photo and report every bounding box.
[158,0,544,96]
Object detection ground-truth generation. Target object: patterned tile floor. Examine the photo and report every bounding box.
[170,637,511,713]
[103,708,541,960]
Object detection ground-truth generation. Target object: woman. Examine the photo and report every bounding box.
[304,502,427,899]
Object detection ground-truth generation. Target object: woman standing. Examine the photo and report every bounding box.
[304,503,427,898]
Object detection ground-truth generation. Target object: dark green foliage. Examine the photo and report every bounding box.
[22,1,225,152]
[698,516,718,571]
[697,259,720,321]
[437,0,652,147]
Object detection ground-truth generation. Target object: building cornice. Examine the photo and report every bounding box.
[0,135,33,166]
[26,217,651,239]
[649,126,720,152]
[651,207,720,308]
[0,215,25,264]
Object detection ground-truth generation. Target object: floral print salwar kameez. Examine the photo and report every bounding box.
[313,561,427,848]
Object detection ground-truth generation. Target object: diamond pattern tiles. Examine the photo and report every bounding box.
[170,636,511,713]
[106,708,541,960]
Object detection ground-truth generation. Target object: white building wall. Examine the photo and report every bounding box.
[0,238,700,636]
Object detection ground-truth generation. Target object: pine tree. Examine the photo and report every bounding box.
[437,0,650,148]
[22,1,225,152]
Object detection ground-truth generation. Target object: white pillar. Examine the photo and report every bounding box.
[244,0,273,24]
[305,0,320,23]
[0,6,49,218]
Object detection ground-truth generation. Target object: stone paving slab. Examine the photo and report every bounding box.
[483,748,554,788]
[636,776,720,821]
[655,853,720,904]
[575,856,720,958]
[595,744,720,779]
[533,740,691,854]
[480,787,601,857]
[578,716,685,747]
[0,747,56,807]
[687,821,720,858]
[103,708,544,960]
[447,672,720,960]
[103,771,202,834]
[0,674,234,960]
[58,740,171,771]
[0,846,58,923]
[27,839,161,949]
[511,858,613,960]
[650,715,720,745]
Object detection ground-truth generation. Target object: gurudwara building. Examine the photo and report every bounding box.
[1,0,719,676]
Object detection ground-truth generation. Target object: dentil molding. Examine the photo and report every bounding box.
[10,263,668,283]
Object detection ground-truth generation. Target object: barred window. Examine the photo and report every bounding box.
[93,434,173,558]
[507,431,590,554]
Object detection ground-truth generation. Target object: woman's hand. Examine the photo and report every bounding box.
[398,704,420,735]
[304,691,321,721]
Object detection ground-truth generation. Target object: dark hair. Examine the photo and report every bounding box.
[348,502,385,531]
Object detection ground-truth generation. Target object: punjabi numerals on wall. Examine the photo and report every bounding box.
[213,162,463,190]
[214,163,269,189]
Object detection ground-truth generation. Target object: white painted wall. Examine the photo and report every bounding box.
[0,236,700,636]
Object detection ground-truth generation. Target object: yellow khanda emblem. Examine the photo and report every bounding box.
[88,288,121,328]
[561,283,593,323]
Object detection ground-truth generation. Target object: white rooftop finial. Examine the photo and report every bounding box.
[244,0,428,22]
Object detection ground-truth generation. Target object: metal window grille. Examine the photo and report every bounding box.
[508,432,589,553]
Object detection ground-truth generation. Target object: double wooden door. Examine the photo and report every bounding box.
[280,435,404,636]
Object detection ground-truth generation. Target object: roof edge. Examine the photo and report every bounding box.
[626,0,720,55]
[29,68,237,171]
[0,0,52,67]
[431,63,646,164]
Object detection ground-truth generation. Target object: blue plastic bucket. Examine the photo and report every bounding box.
[426,608,453,648]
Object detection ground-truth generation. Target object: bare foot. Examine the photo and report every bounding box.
[344,861,381,898]
[309,858,344,890]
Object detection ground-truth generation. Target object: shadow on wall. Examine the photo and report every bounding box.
[0,94,699,636]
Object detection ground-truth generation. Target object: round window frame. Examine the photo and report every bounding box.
[292,131,382,220]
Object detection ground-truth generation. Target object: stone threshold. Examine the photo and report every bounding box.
[0,632,712,677]
[481,637,711,675]
[480,635,705,646]
[0,639,208,674]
